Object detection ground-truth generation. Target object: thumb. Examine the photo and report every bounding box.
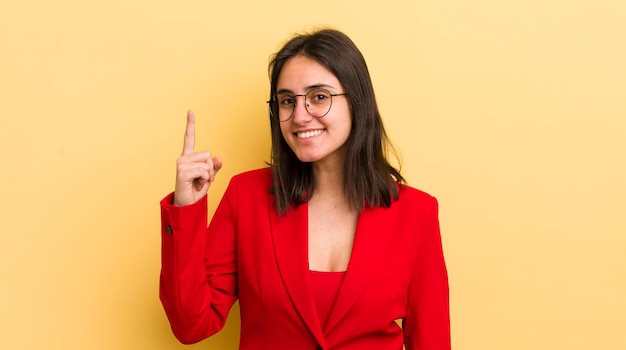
[213,157,223,172]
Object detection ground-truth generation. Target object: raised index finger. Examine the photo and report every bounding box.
[182,110,195,155]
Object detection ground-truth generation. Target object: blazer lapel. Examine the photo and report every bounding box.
[269,201,326,348]
[324,205,395,334]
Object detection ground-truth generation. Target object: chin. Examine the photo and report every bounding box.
[293,151,324,163]
[295,155,319,163]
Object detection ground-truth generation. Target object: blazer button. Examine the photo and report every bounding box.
[165,225,173,235]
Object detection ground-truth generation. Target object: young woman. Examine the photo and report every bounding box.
[160,29,450,350]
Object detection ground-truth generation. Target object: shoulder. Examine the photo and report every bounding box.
[231,167,272,182]
[218,167,273,209]
[227,167,272,193]
[394,183,438,213]
[398,183,436,202]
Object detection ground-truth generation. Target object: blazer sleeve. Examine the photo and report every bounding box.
[403,196,451,350]
[159,180,239,344]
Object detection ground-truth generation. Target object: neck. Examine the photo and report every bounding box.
[310,155,353,212]
[312,163,344,194]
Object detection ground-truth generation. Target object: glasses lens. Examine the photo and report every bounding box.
[276,93,295,121]
[272,89,334,121]
[306,89,332,118]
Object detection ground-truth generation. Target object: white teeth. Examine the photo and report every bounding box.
[297,130,324,138]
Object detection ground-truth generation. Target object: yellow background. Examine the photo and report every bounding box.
[1,0,625,349]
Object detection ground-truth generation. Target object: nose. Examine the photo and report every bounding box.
[291,95,313,124]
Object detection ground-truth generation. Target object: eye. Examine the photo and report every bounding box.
[309,90,331,104]
[277,94,295,107]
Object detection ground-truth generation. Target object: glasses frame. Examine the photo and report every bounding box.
[266,89,347,122]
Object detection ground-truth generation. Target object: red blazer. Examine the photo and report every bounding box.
[160,168,450,350]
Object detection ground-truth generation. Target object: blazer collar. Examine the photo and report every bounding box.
[269,201,326,347]
[270,200,394,340]
[323,204,394,334]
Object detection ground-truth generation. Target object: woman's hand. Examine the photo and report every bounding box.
[173,110,222,207]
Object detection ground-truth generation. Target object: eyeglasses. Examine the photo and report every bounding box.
[267,88,347,122]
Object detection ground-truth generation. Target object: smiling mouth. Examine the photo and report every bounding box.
[296,129,325,139]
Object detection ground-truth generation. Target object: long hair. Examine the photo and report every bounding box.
[268,28,404,214]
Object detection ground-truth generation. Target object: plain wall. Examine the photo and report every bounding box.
[1,0,624,349]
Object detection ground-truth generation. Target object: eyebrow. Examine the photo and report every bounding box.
[276,84,336,95]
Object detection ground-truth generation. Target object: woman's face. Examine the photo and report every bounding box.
[277,55,352,168]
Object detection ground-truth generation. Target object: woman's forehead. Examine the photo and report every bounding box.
[276,56,341,92]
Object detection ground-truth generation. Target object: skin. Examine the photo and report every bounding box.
[173,110,222,207]
[277,55,352,173]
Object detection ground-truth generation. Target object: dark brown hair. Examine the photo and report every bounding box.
[268,28,404,214]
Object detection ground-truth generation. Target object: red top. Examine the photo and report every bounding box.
[160,168,450,349]
[309,270,346,329]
